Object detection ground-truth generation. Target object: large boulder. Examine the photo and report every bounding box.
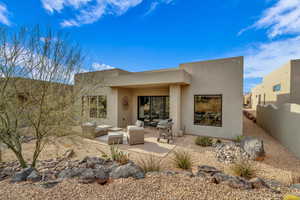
[110,162,144,179]
[241,136,265,160]
[11,167,34,183]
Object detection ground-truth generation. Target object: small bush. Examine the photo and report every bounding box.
[195,136,213,147]
[138,155,162,173]
[230,160,256,179]
[234,135,244,143]
[172,150,193,170]
[110,145,129,165]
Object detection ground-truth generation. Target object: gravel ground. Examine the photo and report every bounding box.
[0,174,297,200]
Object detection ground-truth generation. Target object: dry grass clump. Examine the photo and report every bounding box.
[290,172,300,185]
[172,150,193,170]
[110,145,130,165]
[230,160,256,179]
[195,136,213,147]
[138,154,163,173]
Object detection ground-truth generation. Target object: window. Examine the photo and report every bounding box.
[138,96,169,120]
[194,95,222,127]
[82,96,107,118]
[273,84,281,92]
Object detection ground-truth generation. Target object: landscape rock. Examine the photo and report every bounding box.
[291,184,300,190]
[11,167,34,183]
[78,168,95,184]
[79,156,106,168]
[249,177,269,189]
[240,136,265,160]
[27,169,42,182]
[197,165,222,176]
[58,168,85,179]
[110,162,144,179]
[215,142,249,163]
[39,179,62,189]
[212,172,252,190]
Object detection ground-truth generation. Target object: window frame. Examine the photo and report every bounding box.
[194,94,223,127]
[82,95,107,119]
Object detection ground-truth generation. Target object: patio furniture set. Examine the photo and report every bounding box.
[81,119,174,145]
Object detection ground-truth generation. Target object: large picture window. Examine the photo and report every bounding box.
[194,95,222,127]
[82,95,107,118]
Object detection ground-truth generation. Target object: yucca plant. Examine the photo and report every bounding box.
[230,159,256,179]
[172,150,193,170]
[138,154,162,173]
[110,145,129,165]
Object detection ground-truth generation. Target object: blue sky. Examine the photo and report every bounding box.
[2,0,300,92]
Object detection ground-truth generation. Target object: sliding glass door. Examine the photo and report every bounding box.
[138,96,169,121]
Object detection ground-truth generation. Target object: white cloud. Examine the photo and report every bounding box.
[241,0,300,38]
[92,62,115,71]
[144,0,174,16]
[0,3,11,26]
[41,0,144,27]
[41,0,174,27]
[243,36,300,78]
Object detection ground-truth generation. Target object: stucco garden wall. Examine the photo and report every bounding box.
[257,103,300,159]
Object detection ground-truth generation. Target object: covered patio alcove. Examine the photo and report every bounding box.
[106,69,192,136]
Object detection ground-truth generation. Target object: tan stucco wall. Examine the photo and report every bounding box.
[179,57,243,139]
[290,59,300,104]
[251,62,292,110]
[257,103,300,159]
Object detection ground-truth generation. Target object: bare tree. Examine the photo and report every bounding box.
[0,26,84,168]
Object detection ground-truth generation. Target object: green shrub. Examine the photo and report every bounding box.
[172,150,193,170]
[110,145,129,165]
[230,160,256,179]
[138,154,162,173]
[195,136,213,147]
[234,135,244,143]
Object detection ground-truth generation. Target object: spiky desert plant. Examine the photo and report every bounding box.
[138,154,162,173]
[230,159,256,179]
[172,150,193,170]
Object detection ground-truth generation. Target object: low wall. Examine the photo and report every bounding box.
[257,103,300,159]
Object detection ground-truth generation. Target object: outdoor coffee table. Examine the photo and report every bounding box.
[108,127,123,132]
[107,131,124,145]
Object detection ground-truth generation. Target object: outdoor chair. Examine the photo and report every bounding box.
[157,119,173,144]
[127,126,144,145]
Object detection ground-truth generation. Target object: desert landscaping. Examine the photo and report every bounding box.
[1,116,300,200]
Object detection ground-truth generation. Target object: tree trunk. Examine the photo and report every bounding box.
[15,151,27,168]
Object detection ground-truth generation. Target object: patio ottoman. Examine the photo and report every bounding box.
[107,131,124,145]
[95,125,113,137]
[81,122,97,138]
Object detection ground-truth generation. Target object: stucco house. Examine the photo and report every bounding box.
[251,59,300,110]
[74,56,243,139]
